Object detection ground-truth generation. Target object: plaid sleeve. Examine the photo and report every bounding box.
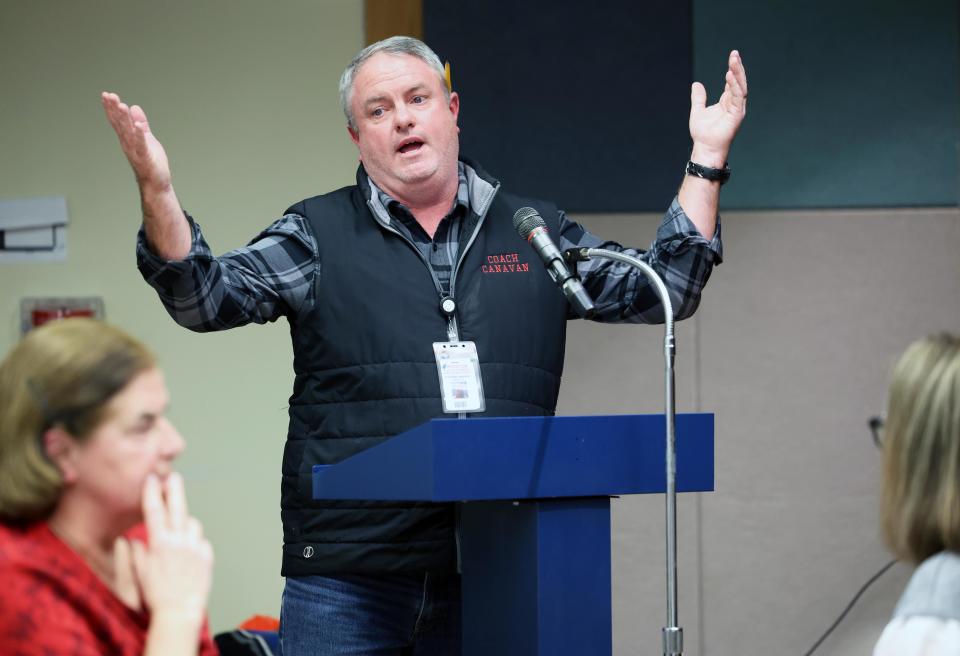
[136,213,317,331]
[558,196,723,324]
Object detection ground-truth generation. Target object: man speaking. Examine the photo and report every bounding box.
[103,35,746,655]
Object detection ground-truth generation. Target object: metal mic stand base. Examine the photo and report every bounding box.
[664,626,683,655]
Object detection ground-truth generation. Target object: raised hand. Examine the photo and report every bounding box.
[101,92,191,259]
[132,473,213,628]
[101,93,173,192]
[688,50,748,167]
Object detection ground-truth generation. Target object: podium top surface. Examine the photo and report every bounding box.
[313,413,713,502]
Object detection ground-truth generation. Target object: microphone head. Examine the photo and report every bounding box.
[512,207,545,239]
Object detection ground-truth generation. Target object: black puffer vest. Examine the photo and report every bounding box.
[280,160,569,576]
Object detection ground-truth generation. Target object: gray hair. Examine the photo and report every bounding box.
[339,36,449,132]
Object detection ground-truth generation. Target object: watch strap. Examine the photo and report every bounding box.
[685,160,730,185]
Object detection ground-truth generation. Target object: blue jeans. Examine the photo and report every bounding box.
[280,572,462,656]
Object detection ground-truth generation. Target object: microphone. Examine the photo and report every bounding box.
[512,207,595,319]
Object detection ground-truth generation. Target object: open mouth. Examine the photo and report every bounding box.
[397,139,424,155]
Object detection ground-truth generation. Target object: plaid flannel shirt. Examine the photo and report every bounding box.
[137,172,722,330]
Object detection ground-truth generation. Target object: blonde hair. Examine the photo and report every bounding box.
[880,333,960,563]
[0,318,155,521]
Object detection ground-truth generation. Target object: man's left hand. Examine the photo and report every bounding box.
[688,50,748,167]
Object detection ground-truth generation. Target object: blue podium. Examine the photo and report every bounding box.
[313,413,714,656]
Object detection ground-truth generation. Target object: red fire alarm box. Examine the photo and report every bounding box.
[20,297,105,334]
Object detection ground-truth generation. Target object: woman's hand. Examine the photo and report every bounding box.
[114,472,214,655]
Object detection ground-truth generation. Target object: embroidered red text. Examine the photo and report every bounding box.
[482,253,529,274]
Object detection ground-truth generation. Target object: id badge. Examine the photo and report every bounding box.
[433,341,486,414]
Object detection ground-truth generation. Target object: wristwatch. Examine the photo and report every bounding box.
[685,160,730,185]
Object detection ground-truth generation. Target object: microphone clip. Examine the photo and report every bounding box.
[563,247,592,266]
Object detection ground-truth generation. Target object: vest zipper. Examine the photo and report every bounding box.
[367,182,500,577]
[444,182,498,575]
[449,182,501,305]
[455,504,463,574]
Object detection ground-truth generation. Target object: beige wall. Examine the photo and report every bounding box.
[3,3,960,653]
[562,208,960,655]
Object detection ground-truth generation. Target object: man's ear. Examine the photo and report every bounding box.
[448,91,460,122]
[347,124,360,147]
[42,427,79,484]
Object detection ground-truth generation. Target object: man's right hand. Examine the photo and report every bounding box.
[102,92,172,190]
[102,92,192,260]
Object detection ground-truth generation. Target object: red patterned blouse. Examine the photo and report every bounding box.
[0,521,218,656]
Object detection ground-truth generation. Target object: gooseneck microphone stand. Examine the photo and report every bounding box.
[565,247,682,656]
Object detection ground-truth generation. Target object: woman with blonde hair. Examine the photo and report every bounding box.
[0,318,217,655]
[874,333,960,655]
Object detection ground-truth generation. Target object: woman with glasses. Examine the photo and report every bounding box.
[0,319,217,655]
[874,333,960,655]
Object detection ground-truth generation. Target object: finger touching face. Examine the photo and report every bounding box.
[163,471,187,532]
[142,473,165,537]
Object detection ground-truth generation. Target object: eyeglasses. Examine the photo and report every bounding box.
[868,415,885,448]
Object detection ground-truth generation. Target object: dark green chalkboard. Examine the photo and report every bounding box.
[694,0,959,209]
